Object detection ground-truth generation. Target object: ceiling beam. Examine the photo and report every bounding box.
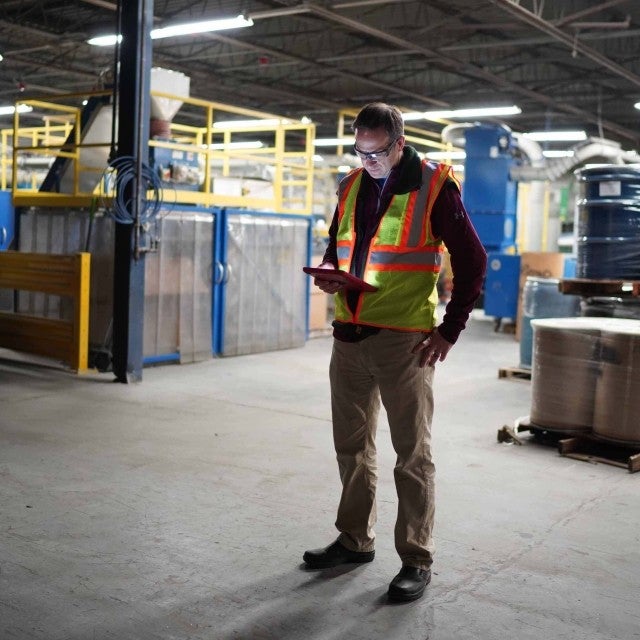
[489,0,640,89]
[300,2,637,142]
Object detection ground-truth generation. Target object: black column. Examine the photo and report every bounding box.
[112,0,153,383]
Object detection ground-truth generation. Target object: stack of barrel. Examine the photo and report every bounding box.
[527,164,640,449]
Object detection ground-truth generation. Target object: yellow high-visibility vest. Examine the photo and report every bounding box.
[334,160,454,331]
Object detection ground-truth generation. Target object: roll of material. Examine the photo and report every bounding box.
[530,318,602,432]
[519,277,581,369]
[593,323,640,445]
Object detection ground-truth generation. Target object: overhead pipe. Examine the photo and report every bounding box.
[510,138,640,182]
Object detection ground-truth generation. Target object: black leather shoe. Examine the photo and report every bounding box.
[303,539,375,569]
[387,566,431,602]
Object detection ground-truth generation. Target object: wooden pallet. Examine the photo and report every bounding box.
[498,366,531,381]
[559,278,640,297]
[506,420,640,473]
[558,436,640,473]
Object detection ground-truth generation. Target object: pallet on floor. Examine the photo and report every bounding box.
[498,365,531,380]
[558,436,640,473]
[505,419,640,473]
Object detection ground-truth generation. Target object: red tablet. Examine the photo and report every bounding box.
[303,267,378,292]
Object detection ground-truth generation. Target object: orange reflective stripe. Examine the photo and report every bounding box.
[337,170,362,225]
[424,163,451,242]
[399,189,419,246]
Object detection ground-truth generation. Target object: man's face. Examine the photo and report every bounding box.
[353,127,405,179]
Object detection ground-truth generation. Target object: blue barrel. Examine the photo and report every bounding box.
[574,165,640,279]
[519,277,581,368]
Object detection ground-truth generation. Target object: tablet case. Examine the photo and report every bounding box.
[303,267,378,292]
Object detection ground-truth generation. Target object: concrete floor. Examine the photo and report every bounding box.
[1,311,639,640]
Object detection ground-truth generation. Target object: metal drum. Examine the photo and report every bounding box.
[519,277,580,368]
[529,318,602,432]
[574,165,640,279]
[593,320,640,445]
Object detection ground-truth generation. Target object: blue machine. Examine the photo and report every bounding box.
[463,124,518,253]
[0,191,14,251]
[149,144,201,191]
[484,252,521,320]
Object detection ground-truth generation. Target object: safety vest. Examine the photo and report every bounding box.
[334,160,454,331]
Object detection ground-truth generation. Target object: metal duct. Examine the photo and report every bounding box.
[510,138,640,182]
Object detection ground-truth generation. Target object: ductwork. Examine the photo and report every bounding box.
[441,123,475,148]
[511,133,544,167]
[510,137,640,182]
[445,123,640,181]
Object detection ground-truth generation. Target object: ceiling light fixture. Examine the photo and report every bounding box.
[524,130,587,142]
[152,15,253,39]
[87,34,122,46]
[542,150,575,158]
[404,106,521,120]
[209,141,264,149]
[426,150,467,160]
[634,102,640,110]
[0,104,33,116]
[213,118,282,129]
[88,14,253,46]
[313,137,355,146]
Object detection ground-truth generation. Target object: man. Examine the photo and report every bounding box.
[303,103,487,603]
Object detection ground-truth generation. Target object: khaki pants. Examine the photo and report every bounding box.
[329,329,435,570]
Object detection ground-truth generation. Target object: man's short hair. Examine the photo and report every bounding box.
[352,103,404,140]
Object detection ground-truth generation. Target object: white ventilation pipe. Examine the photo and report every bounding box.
[512,133,546,251]
[510,138,640,182]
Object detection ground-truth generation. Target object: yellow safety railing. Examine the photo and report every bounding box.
[0,251,90,372]
[5,91,316,214]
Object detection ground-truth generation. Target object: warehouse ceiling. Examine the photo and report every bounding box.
[1,0,640,151]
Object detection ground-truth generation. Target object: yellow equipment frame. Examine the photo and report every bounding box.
[4,92,315,214]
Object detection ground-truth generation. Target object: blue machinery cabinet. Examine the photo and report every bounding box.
[212,208,312,357]
[484,253,521,320]
[16,204,313,366]
[463,125,517,253]
[0,191,14,251]
[0,191,15,312]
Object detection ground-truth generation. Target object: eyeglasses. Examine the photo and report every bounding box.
[353,137,398,161]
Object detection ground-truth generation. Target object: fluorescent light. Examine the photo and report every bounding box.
[524,130,587,142]
[313,155,324,162]
[314,137,355,146]
[452,164,465,173]
[402,112,428,121]
[213,118,281,129]
[209,141,263,149]
[151,15,253,40]
[634,102,640,110]
[88,14,252,46]
[337,165,352,173]
[415,105,522,120]
[0,54,3,62]
[0,104,33,116]
[426,150,466,160]
[88,34,122,46]
[542,150,575,158]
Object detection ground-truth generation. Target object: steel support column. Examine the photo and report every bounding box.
[112,0,153,383]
